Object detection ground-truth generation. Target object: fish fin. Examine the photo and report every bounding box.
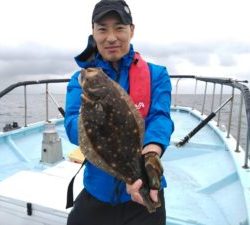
[139,187,161,213]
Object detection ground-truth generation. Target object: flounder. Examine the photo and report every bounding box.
[78,68,160,213]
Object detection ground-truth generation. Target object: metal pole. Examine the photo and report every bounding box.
[201,82,207,115]
[192,79,198,110]
[227,87,234,138]
[174,78,181,107]
[243,129,249,168]
[235,93,243,152]
[24,85,27,127]
[217,84,223,127]
[211,83,216,113]
[46,83,49,122]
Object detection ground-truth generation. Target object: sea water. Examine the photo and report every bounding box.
[0,93,248,149]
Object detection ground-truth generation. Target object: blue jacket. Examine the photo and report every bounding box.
[64,45,174,204]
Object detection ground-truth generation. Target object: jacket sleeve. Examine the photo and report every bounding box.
[64,71,82,145]
[143,65,174,152]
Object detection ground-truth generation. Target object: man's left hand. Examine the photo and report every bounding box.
[126,144,163,205]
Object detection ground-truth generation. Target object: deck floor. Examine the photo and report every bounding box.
[0,110,248,225]
[164,109,248,225]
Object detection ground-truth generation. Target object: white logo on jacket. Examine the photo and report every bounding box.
[135,102,145,110]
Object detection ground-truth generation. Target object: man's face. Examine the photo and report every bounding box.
[93,14,134,62]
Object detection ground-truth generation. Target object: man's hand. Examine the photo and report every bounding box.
[126,144,163,205]
[126,179,144,205]
[126,179,159,205]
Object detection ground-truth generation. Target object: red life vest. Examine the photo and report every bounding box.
[129,52,151,118]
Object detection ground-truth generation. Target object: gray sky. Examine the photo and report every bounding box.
[0,0,250,92]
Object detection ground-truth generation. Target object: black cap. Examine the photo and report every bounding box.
[92,0,132,25]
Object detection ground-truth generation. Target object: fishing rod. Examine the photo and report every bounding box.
[47,92,65,117]
[176,96,233,147]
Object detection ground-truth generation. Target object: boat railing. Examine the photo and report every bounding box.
[171,75,250,169]
[0,76,249,168]
[0,79,69,128]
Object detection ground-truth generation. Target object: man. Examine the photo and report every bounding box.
[64,0,174,224]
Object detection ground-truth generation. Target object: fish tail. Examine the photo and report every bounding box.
[139,187,161,213]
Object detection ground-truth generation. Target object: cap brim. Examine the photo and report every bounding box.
[93,9,130,24]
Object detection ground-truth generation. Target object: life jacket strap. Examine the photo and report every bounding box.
[66,159,86,209]
[129,52,151,118]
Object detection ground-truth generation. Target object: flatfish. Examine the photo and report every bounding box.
[78,67,160,213]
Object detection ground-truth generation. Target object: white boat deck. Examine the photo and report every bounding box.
[165,108,249,225]
[0,108,249,225]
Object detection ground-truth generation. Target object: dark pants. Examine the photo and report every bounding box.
[67,189,166,225]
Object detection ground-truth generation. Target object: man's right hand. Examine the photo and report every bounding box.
[126,179,144,205]
[126,179,160,205]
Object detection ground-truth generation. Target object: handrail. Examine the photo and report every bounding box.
[0,78,70,128]
[0,75,249,168]
[0,79,70,98]
[171,75,250,169]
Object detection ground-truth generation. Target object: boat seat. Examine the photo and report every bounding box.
[0,161,83,211]
[68,148,85,164]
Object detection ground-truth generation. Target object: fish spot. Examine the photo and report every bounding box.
[87,129,92,133]
[133,129,138,134]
